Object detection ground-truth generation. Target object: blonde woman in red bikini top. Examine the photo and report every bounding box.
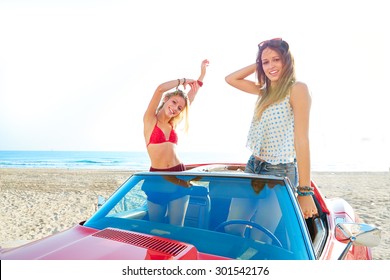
[143,59,209,172]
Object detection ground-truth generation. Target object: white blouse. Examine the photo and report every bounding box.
[246,94,295,164]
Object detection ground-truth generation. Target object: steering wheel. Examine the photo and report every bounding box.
[215,219,283,248]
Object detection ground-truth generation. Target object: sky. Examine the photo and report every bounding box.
[0,0,389,171]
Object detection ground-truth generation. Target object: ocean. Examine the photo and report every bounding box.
[0,150,250,171]
[0,150,388,172]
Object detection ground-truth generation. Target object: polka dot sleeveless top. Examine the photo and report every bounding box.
[246,94,295,164]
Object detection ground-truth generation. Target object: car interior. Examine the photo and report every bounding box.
[100,173,329,259]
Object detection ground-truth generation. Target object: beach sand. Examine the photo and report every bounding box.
[0,168,389,259]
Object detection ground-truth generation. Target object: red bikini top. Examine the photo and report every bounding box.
[147,122,178,146]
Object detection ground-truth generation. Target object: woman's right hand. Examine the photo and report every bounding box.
[225,63,259,94]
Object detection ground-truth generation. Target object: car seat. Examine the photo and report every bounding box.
[184,186,211,229]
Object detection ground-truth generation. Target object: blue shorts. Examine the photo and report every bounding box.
[245,155,298,188]
[146,187,189,205]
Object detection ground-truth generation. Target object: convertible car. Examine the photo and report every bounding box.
[0,163,381,260]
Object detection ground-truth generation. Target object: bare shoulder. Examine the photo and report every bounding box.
[290,81,310,100]
[290,81,311,110]
[291,81,309,93]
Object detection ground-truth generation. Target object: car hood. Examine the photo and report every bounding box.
[1,226,224,260]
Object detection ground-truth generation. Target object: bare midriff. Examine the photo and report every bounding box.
[147,142,182,169]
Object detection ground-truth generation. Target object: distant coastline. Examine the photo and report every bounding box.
[0,150,388,172]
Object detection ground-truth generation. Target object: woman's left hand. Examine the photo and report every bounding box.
[186,80,200,104]
[297,195,318,219]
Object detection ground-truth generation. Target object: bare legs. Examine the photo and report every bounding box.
[147,195,190,226]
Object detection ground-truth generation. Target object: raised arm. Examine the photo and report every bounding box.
[225,63,260,95]
[143,79,184,123]
[197,59,209,84]
[187,59,209,104]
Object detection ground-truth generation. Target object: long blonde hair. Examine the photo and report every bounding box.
[255,39,296,119]
[157,89,190,132]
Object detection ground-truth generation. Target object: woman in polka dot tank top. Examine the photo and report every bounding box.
[225,38,317,227]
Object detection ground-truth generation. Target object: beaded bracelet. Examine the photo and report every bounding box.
[297,186,314,196]
[298,186,313,191]
[297,189,314,196]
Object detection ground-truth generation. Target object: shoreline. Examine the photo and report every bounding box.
[1,168,389,259]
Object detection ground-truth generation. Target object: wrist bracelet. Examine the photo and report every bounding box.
[297,186,314,196]
[298,186,313,191]
[197,80,203,87]
[297,189,314,196]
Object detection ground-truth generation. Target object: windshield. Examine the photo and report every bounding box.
[84,173,312,259]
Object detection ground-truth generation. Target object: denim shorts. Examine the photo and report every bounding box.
[245,155,298,187]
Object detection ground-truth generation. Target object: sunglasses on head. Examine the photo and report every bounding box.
[258,38,289,50]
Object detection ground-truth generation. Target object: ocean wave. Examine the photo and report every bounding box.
[1,150,388,171]
[0,151,150,170]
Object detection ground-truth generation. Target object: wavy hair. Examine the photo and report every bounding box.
[157,89,190,132]
[254,39,296,119]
